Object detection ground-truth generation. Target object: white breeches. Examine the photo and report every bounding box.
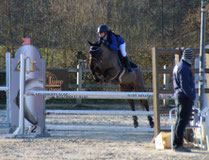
[119,43,127,57]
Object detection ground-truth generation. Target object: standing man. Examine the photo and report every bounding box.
[172,48,196,152]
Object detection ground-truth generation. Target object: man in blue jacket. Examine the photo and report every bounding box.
[97,24,132,72]
[173,48,196,152]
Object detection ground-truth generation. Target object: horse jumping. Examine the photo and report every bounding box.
[88,41,154,128]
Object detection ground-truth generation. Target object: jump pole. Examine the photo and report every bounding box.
[26,90,172,100]
[46,110,154,116]
[47,125,154,132]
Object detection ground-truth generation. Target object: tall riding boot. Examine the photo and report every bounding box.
[124,56,133,72]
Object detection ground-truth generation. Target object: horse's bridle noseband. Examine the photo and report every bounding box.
[90,47,101,52]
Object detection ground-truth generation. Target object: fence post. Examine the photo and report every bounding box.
[152,47,160,137]
[76,60,83,105]
[175,54,180,65]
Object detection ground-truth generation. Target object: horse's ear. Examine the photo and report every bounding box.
[88,40,93,46]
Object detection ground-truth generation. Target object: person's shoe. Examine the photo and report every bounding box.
[174,146,191,153]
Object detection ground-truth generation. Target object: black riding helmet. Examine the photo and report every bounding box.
[97,24,109,34]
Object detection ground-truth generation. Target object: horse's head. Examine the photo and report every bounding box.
[88,40,119,82]
[88,40,113,63]
[88,41,111,82]
[88,41,103,63]
[87,41,103,82]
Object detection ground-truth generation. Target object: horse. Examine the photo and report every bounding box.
[88,41,154,128]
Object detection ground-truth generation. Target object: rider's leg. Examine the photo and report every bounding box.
[119,43,132,72]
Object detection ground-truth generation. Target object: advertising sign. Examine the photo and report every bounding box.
[46,69,68,91]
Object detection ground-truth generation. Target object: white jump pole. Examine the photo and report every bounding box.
[0,86,9,91]
[46,110,154,116]
[12,54,25,136]
[26,90,173,100]
[47,125,154,132]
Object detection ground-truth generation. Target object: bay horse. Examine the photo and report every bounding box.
[88,41,154,128]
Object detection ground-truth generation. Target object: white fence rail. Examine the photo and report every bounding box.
[46,110,154,116]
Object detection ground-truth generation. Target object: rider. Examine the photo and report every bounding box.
[97,24,132,72]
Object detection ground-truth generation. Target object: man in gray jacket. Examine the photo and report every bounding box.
[173,48,196,152]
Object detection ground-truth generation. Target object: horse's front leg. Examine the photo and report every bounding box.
[89,60,101,82]
[103,69,111,82]
[92,72,101,82]
[90,67,102,82]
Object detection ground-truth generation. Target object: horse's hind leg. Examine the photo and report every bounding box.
[126,99,138,128]
[120,84,138,128]
[140,99,154,128]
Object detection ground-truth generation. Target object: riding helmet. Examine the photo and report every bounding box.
[97,24,109,34]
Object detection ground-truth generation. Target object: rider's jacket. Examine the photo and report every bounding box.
[99,31,125,51]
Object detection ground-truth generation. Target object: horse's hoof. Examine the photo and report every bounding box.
[149,121,154,128]
[134,121,139,128]
[148,116,154,128]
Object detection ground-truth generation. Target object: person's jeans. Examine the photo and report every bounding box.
[173,98,193,148]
